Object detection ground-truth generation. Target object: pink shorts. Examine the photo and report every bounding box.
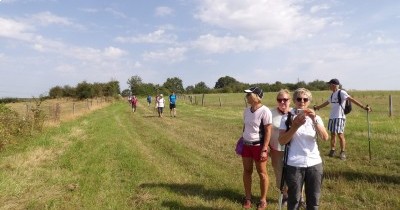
[242,145,267,161]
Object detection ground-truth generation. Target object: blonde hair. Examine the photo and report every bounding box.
[277,89,291,99]
[293,88,312,102]
[247,92,262,103]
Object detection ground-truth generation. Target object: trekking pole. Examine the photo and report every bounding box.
[367,105,371,161]
[278,144,289,210]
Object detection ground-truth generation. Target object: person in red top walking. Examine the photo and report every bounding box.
[131,95,138,112]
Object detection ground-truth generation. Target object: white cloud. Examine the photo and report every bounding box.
[115,29,177,44]
[31,11,74,26]
[103,46,128,58]
[192,34,255,53]
[55,64,76,74]
[194,0,328,52]
[0,17,35,41]
[155,6,173,17]
[310,4,330,14]
[142,47,187,63]
[369,36,398,45]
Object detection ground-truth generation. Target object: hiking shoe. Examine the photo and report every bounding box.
[299,200,307,209]
[328,149,336,157]
[281,196,288,206]
[242,198,252,209]
[256,200,267,210]
[340,151,346,160]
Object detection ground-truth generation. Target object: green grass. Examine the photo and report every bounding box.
[1,91,400,209]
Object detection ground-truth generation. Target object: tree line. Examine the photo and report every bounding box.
[0,75,331,103]
[123,75,330,97]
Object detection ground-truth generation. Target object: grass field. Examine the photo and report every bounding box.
[0,91,399,209]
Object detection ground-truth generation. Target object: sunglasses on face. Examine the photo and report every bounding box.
[296,97,309,102]
[277,98,289,103]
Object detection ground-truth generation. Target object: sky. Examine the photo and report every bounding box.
[1,0,400,98]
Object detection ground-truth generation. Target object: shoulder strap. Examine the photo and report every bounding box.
[285,112,292,132]
[338,90,342,104]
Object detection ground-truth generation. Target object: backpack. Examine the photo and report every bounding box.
[331,90,352,115]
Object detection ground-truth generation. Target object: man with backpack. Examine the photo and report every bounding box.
[314,78,371,160]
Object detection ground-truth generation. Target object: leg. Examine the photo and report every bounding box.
[255,159,269,203]
[338,133,346,152]
[304,164,323,210]
[270,150,284,190]
[286,166,304,210]
[242,157,254,199]
[330,132,336,150]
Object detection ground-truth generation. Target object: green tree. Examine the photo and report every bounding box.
[105,80,120,97]
[163,77,184,93]
[193,82,210,94]
[127,75,143,95]
[76,81,93,99]
[185,85,194,94]
[92,83,104,97]
[63,85,76,98]
[121,89,131,97]
[214,76,239,89]
[49,86,64,98]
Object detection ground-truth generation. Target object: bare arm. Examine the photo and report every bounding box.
[314,100,329,110]
[262,124,272,151]
[306,109,329,141]
[348,96,372,112]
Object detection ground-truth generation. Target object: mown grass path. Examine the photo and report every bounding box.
[1,99,399,209]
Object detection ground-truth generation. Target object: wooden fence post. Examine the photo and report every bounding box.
[219,97,222,107]
[389,95,393,117]
[202,94,205,106]
[73,103,76,115]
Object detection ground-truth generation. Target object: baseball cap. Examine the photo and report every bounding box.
[327,78,340,85]
[244,87,263,98]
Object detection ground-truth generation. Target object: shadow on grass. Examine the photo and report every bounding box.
[140,182,275,209]
[324,170,400,185]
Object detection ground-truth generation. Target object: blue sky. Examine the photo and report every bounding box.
[1,0,399,98]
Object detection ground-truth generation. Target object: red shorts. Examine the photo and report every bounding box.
[242,145,267,161]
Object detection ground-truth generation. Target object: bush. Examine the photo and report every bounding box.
[0,104,30,148]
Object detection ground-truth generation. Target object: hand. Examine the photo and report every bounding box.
[260,150,268,161]
[365,105,372,112]
[292,113,306,128]
[304,108,316,121]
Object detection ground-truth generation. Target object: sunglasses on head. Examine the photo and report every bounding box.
[296,97,309,102]
[277,98,289,103]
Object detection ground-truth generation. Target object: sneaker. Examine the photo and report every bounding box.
[340,151,346,160]
[299,200,307,209]
[256,200,267,210]
[242,198,252,209]
[328,149,336,157]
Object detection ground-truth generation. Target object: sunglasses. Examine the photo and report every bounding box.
[296,97,309,102]
[277,98,289,103]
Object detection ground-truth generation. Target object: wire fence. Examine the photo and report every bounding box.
[7,97,114,123]
[180,91,400,117]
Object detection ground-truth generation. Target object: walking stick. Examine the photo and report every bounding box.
[278,144,289,210]
[279,112,292,210]
[367,105,371,161]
